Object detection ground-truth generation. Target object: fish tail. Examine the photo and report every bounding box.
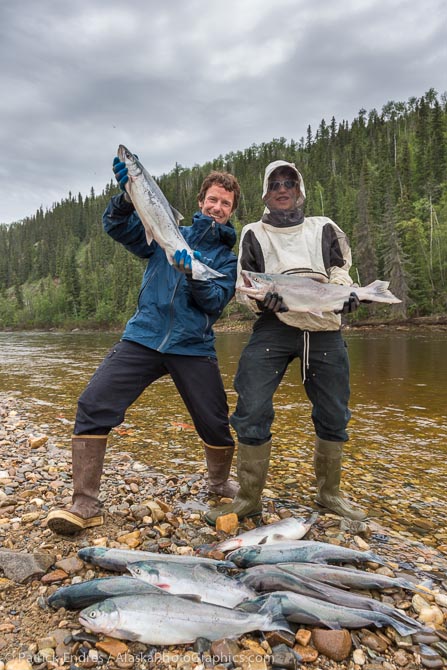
[391,607,430,632]
[365,551,386,565]
[383,613,425,637]
[361,281,402,303]
[414,579,434,594]
[364,280,390,292]
[396,578,432,594]
[258,594,291,632]
[307,511,320,524]
[191,259,225,281]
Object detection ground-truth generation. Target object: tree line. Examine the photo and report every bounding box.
[0,88,446,329]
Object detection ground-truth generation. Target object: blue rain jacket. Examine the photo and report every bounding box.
[103,194,237,356]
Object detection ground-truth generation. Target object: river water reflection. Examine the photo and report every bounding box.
[0,329,446,550]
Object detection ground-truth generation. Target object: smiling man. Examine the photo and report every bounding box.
[47,165,241,535]
[206,159,367,526]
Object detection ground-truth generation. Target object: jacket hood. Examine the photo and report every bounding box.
[262,160,306,211]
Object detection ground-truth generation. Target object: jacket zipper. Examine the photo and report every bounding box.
[134,265,157,316]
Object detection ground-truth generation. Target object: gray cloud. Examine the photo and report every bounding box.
[0,0,446,223]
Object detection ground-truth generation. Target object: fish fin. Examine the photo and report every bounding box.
[257,595,291,633]
[258,536,270,545]
[363,280,389,291]
[177,593,203,602]
[385,616,424,637]
[170,205,184,224]
[116,628,140,642]
[191,259,225,281]
[414,580,434,594]
[365,551,386,565]
[144,229,153,246]
[305,576,336,598]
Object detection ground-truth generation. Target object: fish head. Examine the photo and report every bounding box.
[241,270,271,288]
[240,271,274,300]
[117,145,143,178]
[127,561,160,584]
[227,545,261,567]
[77,546,105,563]
[79,599,120,636]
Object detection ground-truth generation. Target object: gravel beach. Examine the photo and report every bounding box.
[0,391,446,670]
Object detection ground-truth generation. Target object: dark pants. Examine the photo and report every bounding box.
[230,318,351,445]
[74,340,234,447]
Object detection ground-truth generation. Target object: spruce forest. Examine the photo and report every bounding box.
[0,89,446,330]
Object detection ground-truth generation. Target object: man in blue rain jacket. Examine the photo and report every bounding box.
[47,164,241,535]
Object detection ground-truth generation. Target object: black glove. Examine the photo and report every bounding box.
[336,292,360,314]
[259,291,289,313]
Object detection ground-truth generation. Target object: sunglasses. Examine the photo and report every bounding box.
[267,179,298,191]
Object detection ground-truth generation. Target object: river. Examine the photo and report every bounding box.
[0,328,446,550]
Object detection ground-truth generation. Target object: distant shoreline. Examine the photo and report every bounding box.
[1,313,446,335]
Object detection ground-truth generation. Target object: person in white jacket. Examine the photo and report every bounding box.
[205,159,367,525]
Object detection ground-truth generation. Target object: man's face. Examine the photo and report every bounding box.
[199,185,235,225]
[264,170,300,211]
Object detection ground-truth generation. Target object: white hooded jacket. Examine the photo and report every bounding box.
[237,160,353,331]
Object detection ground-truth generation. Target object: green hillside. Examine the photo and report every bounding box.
[1,89,446,329]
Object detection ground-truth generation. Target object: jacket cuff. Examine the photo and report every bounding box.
[111,192,135,213]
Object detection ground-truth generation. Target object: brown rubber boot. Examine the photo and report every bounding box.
[204,443,239,498]
[46,435,107,535]
[205,440,272,526]
[314,436,367,521]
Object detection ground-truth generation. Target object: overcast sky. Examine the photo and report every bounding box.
[1,0,446,225]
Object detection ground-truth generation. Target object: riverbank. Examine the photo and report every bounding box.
[214,313,447,333]
[0,392,446,669]
[1,312,447,336]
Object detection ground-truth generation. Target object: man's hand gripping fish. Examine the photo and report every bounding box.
[117,145,224,281]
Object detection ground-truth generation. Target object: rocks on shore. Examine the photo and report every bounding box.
[0,392,446,670]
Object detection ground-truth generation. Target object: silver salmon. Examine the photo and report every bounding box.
[238,591,427,637]
[213,513,319,553]
[237,566,427,628]
[277,563,428,593]
[77,546,235,571]
[128,560,256,608]
[79,591,289,645]
[227,540,385,567]
[117,145,224,281]
[239,270,401,315]
[48,575,162,610]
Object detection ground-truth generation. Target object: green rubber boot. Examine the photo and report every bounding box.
[204,440,272,526]
[314,436,367,521]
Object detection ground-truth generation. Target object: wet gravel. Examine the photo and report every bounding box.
[0,391,446,670]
